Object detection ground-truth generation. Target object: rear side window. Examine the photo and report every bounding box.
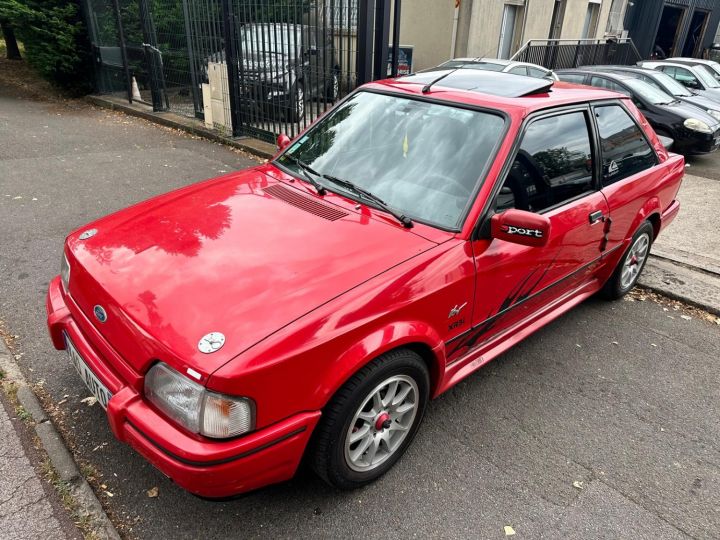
[594,105,657,185]
[558,73,586,84]
[496,111,594,213]
[589,76,631,95]
[528,67,549,78]
[509,66,529,76]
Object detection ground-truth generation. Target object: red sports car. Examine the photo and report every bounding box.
[46,71,683,498]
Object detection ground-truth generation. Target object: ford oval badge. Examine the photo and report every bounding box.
[93,305,107,323]
[198,332,225,354]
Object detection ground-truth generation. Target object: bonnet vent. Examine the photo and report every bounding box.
[264,184,349,221]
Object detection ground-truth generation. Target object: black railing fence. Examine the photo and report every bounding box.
[512,38,642,71]
[82,0,401,142]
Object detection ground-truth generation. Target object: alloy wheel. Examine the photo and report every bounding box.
[620,232,650,289]
[344,375,419,472]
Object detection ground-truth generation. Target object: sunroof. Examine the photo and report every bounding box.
[400,69,553,97]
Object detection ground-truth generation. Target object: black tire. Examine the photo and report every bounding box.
[286,82,305,123]
[599,221,654,300]
[309,349,429,490]
[325,70,340,102]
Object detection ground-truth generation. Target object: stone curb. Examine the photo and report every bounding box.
[0,344,121,540]
[640,255,720,317]
[85,95,276,160]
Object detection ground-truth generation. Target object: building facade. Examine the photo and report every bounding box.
[400,0,634,71]
[624,0,720,59]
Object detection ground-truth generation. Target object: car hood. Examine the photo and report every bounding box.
[660,100,720,126]
[65,166,435,380]
[681,93,720,113]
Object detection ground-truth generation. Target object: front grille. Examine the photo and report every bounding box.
[264,184,349,221]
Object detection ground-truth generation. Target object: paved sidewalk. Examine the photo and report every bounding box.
[0,393,78,540]
[640,172,720,314]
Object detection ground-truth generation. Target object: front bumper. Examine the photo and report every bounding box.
[674,128,720,154]
[46,276,320,498]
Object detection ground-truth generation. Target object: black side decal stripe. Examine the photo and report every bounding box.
[447,244,622,353]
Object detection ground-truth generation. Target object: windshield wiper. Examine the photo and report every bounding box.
[282,154,327,195]
[321,174,413,228]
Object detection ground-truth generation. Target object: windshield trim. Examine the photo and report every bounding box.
[273,88,511,233]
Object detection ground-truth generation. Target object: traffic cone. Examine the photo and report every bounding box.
[131,77,141,101]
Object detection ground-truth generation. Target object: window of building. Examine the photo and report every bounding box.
[581,1,601,39]
[498,4,523,59]
[549,0,566,39]
[496,111,594,213]
[594,105,657,185]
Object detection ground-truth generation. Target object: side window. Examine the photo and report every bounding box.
[594,104,658,185]
[558,73,586,84]
[496,111,594,213]
[641,76,664,92]
[528,66,549,78]
[589,76,631,96]
[675,67,699,86]
[509,66,529,76]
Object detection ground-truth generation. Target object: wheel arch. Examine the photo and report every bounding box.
[320,323,447,412]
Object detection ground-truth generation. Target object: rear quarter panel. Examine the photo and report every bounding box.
[601,100,684,250]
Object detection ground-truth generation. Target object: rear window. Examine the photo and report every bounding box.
[594,104,657,185]
[558,73,586,84]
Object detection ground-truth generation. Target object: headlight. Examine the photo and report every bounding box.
[684,118,713,133]
[707,109,720,121]
[145,362,255,439]
[60,253,70,291]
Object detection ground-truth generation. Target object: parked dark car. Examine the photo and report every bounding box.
[638,61,720,103]
[585,65,720,122]
[557,69,720,154]
[204,23,340,122]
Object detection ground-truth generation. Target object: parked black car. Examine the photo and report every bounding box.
[584,65,720,122]
[204,23,340,122]
[557,69,720,154]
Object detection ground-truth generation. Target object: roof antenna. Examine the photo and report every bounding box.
[422,67,462,94]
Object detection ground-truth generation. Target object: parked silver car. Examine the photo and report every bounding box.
[431,58,559,81]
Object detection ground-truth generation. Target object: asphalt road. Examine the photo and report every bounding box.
[1,85,720,539]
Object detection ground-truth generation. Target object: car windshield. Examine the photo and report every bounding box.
[276,91,506,229]
[624,78,675,104]
[694,64,720,87]
[650,71,692,96]
[440,60,506,72]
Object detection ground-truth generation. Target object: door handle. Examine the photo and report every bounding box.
[589,210,604,224]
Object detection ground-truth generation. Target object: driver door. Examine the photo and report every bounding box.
[449,108,609,360]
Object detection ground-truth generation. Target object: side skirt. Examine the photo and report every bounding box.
[433,277,603,397]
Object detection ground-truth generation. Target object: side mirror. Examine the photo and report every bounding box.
[490,209,551,248]
[277,133,291,151]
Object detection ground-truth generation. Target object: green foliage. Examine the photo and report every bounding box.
[0,0,93,94]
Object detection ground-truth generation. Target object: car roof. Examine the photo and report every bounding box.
[670,57,718,66]
[366,70,624,115]
[641,60,702,71]
[558,69,635,82]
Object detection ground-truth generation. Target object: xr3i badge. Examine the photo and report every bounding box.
[93,305,107,323]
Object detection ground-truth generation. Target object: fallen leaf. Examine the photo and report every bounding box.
[104,491,114,497]
[100,483,107,489]
[80,396,97,406]
[504,525,516,536]
[572,480,584,490]
[146,486,159,498]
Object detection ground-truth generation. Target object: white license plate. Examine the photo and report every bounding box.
[65,334,112,410]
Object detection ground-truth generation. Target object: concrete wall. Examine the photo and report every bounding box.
[457,0,619,59]
[394,0,457,70]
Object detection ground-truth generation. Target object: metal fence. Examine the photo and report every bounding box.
[511,38,642,70]
[82,0,401,142]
